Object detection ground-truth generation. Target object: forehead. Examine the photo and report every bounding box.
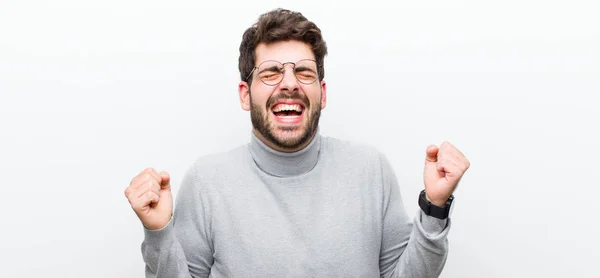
[254,40,315,64]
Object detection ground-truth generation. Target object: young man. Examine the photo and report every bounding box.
[125,8,470,277]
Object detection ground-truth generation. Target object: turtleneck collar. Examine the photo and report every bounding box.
[248,130,321,178]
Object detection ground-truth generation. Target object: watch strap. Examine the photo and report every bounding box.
[418,190,453,219]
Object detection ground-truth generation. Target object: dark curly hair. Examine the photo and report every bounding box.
[238,8,328,86]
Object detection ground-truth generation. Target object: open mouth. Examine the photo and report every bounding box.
[272,103,303,116]
[270,103,305,124]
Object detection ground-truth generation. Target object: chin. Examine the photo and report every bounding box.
[271,125,308,146]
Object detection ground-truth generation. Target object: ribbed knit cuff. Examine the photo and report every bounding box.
[418,210,450,237]
[143,218,175,248]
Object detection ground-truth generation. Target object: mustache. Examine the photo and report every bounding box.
[266,91,310,109]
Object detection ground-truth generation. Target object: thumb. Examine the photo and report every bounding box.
[159,171,171,190]
[425,145,439,163]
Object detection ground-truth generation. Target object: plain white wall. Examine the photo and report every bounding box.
[1,0,598,277]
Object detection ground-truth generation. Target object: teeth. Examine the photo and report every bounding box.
[273,104,302,112]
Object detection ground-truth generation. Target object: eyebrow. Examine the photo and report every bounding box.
[294,66,316,72]
[258,65,283,74]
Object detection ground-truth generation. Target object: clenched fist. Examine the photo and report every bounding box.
[124,168,173,230]
[424,141,470,207]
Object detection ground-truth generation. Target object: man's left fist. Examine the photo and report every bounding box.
[423,141,470,207]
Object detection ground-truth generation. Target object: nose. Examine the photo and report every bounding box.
[279,63,299,93]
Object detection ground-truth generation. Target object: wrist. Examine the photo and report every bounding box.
[425,193,449,207]
[419,190,454,220]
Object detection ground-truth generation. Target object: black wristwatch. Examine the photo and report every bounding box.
[418,190,454,219]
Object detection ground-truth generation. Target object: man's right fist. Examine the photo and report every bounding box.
[125,168,173,230]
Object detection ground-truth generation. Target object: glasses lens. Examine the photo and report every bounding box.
[258,61,284,85]
[294,60,318,84]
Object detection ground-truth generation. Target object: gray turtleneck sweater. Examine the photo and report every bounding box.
[141,132,451,277]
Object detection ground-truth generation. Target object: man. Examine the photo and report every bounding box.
[125,8,470,277]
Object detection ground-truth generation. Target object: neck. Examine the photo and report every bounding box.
[248,129,321,177]
[251,129,315,153]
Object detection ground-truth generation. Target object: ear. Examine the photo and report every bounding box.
[238,81,251,111]
[320,80,327,110]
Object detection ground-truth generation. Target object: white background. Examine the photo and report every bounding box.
[1,0,598,277]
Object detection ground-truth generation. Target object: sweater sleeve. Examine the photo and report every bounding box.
[141,164,214,278]
[378,153,451,278]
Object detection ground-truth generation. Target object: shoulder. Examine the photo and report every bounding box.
[181,144,249,184]
[320,136,389,169]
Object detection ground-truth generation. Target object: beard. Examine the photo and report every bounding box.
[250,90,321,151]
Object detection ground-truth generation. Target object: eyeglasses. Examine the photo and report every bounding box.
[245,59,320,86]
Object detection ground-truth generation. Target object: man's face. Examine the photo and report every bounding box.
[239,40,327,152]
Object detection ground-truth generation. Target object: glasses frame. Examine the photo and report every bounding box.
[245,59,321,86]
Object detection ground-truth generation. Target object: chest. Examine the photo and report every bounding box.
[208,174,384,275]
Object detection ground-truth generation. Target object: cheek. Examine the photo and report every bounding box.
[304,87,322,104]
[250,86,275,105]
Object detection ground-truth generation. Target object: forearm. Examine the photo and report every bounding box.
[142,220,195,278]
[391,211,450,278]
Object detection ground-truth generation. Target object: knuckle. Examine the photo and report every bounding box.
[131,200,141,210]
[134,194,150,208]
[147,173,160,182]
[133,204,144,211]
[148,181,158,191]
[142,177,153,187]
[146,192,158,201]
